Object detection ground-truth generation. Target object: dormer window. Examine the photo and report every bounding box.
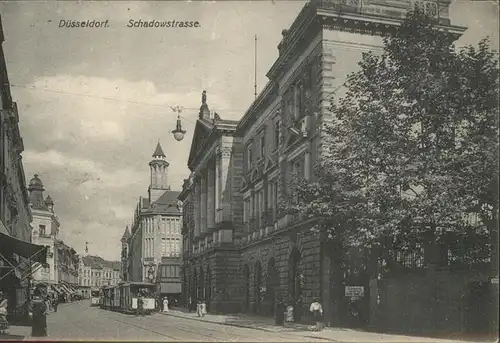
[39,225,46,236]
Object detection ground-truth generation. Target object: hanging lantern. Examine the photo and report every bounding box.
[172,115,187,141]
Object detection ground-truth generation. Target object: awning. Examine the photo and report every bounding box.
[0,232,47,264]
[59,284,75,294]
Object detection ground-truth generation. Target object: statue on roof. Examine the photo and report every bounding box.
[202,90,207,105]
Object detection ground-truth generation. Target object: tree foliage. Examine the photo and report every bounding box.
[291,9,499,271]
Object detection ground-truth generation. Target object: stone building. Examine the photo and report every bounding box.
[29,174,80,299]
[180,0,471,333]
[77,257,92,298]
[126,143,182,300]
[179,92,242,313]
[81,255,121,289]
[29,175,60,286]
[0,15,47,322]
[120,225,130,281]
[54,240,79,291]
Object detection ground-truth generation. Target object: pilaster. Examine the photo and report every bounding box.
[207,161,215,230]
[200,171,207,234]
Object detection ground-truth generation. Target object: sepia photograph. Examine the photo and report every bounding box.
[0,0,498,341]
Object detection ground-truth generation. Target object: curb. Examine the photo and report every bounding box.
[159,311,286,333]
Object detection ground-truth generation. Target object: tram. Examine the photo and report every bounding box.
[119,282,156,314]
[100,285,121,311]
[90,288,100,307]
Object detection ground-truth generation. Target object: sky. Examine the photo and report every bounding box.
[0,0,498,261]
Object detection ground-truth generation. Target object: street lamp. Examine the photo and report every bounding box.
[172,115,187,141]
[170,106,187,142]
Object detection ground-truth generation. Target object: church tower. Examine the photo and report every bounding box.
[148,141,170,203]
[28,174,46,210]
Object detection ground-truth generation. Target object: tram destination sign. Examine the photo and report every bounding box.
[345,286,364,297]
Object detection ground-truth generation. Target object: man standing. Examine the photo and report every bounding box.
[137,295,145,316]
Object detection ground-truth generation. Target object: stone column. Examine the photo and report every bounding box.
[215,153,221,210]
[201,170,207,234]
[207,160,215,229]
[304,150,311,181]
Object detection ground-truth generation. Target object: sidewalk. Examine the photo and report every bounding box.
[0,324,29,341]
[159,307,307,333]
[160,308,495,343]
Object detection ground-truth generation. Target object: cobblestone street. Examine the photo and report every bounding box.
[2,301,485,342]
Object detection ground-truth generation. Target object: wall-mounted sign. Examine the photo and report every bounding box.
[345,286,364,297]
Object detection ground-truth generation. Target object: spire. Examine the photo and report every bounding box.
[152,141,166,158]
[121,225,130,242]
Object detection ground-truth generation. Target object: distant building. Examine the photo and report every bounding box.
[78,257,92,298]
[54,240,79,290]
[29,175,60,285]
[79,255,121,294]
[29,174,79,299]
[125,142,182,300]
[0,14,47,322]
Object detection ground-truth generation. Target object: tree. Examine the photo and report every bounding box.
[291,9,499,274]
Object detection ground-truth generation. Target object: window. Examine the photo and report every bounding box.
[246,144,253,169]
[260,133,265,158]
[274,120,280,149]
[39,225,46,236]
[162,238,166,256]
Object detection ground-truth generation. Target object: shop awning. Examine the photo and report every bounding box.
[0,232,47,264]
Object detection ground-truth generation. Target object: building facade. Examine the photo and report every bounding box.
[0,15,47,322]
[55,240,79,289]
[80,255,121,290]
[29,175,60,285]
[77,257,92,298]
[126,143,182,300]
[179,93,242,313]
[180,0,471,333]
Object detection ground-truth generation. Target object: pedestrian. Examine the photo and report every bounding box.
[52,296,59,313]
[309,298,324,331]
[285,298,294,324]
[30,286,48,337]
[137,294,145,317]
[200,300,207,318]
[275,297,285,326]
[163,297,169,312]
[0,291,9,336]
[196,299,202,317]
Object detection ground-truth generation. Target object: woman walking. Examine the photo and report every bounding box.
[0,291,9,336]
[30,286,48,337]
[309,298,324,331]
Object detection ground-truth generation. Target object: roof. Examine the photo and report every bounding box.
[152,141,166,158]
[82,255,121,271]
[145,189,181,215]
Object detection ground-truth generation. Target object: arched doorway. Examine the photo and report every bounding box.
[205,266,212,312]
[199,268,205,301]
[243,265,250,311]
[266,258,279,316]
[191,269,197,309]
[288,248,303,320]
[254,262,262,314]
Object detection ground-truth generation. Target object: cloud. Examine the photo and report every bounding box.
[2,0,497,262]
